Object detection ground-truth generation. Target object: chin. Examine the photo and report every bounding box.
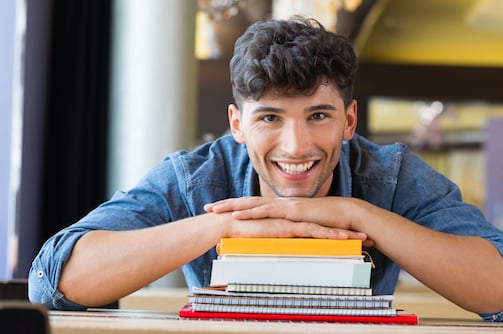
[274,189,317,198]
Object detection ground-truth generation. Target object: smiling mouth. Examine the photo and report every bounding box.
[276,161,315,175]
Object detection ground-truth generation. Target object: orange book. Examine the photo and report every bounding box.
[216,238,362,257]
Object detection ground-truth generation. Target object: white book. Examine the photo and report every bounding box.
[210,258,371,288]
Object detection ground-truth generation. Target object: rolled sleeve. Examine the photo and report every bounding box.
[479,239,503,322]
[28,230,88,310]
[481,310,503,322]
[28,255,86,311]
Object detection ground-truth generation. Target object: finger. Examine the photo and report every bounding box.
[231,204,280,220]
[203,203,216,213]
[204,199,238,213]
[210,197,266,213]
[362,239,375,247]
[346,231,368,241]
[298,224,368,241]
[204,198,241,212]
[230,220,348,239]
[230,219,366,241]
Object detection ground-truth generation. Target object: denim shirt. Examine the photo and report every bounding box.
[29,133,503,321]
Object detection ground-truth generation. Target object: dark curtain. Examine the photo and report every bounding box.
[40,0,112,242]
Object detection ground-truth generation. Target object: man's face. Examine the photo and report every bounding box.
[229,82,357,198]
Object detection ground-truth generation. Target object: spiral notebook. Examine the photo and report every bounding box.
[179,303,419,324]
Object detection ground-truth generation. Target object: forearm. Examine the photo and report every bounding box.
[59,213,228,307]
[58,205,359,307]
[351,200,503,314]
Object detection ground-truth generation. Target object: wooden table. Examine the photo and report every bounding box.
[49,309,503,334]
[47,282,503,334]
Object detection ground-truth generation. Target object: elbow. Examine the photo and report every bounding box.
[478,299,503,320]
[466,287,503,321]
[479,299,503,322]
[28,259,51,307]
[28,258,87,311]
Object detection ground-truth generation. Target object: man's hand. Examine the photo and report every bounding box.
[205,196,371,244]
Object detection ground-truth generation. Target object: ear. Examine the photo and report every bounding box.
[228,104,246,144]
[343,99,358,140]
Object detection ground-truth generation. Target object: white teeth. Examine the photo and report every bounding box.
[276,161,315,174]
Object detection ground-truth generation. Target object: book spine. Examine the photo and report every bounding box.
[216,238,362,256]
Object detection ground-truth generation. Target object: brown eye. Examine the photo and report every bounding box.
[262,115,279,122]
[309,112,327,120]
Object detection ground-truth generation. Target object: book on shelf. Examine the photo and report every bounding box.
[210,256,371,287]
[216,238,362,256]
[212,283,373,296]
[179,304,419,325]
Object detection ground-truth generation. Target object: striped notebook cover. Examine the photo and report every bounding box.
[190,287,392,309]
[224,283,372,296]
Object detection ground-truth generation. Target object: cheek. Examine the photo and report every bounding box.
[245,133,273,161]
[320,133,344,160]
[244,127,273,145]
[316,128,342,147]
[246,135,269,154]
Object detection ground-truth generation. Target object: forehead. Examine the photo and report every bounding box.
[244,82,343,108]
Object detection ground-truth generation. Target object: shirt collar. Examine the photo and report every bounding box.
[333,140,352,197]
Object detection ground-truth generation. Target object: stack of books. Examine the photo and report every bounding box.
[179,238,418,324]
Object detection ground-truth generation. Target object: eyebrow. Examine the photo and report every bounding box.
[306,104,337,112]
[251,104,337,114]
[251,106,283,114]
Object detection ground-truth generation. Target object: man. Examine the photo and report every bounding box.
[29,17,503,321]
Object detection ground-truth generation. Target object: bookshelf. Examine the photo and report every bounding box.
[368,97,503,211]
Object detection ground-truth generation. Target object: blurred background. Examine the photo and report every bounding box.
[1,0,502,285]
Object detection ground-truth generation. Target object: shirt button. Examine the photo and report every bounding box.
[37,270,44,278]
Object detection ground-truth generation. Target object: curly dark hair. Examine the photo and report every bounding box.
[230,17,358,109]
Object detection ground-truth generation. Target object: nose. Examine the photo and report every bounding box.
[280,121,310,157]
